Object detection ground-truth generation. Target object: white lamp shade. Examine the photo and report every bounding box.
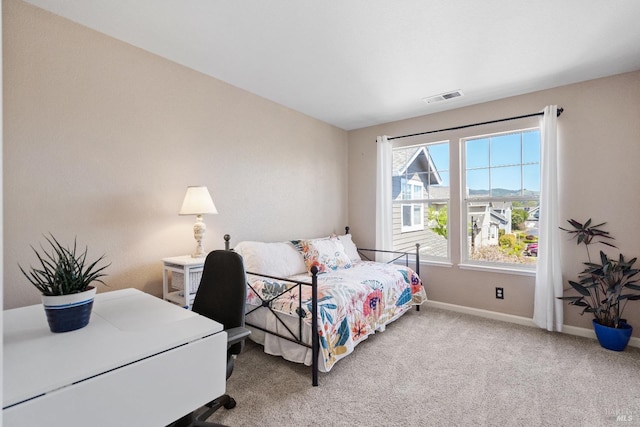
[179,186,218,215]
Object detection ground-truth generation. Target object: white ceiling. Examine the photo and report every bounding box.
[23,0,640,130]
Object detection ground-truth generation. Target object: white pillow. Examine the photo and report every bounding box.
[338,234,361,262]
[233,241,307,277]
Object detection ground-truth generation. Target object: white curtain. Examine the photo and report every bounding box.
[375,136,392,260]
[533,105,563,331]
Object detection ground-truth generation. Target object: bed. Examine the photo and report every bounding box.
[225,228,426,386]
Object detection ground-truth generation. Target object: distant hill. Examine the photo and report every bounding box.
[469,188,540,197]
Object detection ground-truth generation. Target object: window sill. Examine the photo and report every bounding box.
[458,263,536,277]
[419,259,453,268]
[391,259,453,269]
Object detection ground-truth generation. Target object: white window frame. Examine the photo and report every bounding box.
[401,202,424,232]
[400,179,425,232]
[460,127,540,272]
[392,141,450,262]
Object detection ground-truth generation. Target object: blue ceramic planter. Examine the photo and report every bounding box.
[42,287,96,333]
[592,319,633,352]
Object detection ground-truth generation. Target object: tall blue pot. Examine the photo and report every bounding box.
[592,319,633,351]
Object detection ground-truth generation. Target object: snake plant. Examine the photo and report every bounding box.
[20,234,109,296]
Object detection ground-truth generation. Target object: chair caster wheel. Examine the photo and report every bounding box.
[224,398,236,409]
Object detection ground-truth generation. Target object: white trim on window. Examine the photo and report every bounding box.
[461,128,540,268]
[459,262,536,276]
[392,140,450,261]
[400,203,424,232]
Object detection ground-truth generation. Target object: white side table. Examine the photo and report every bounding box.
[162,256,206,309]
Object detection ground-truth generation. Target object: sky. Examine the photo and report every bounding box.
[466,129,540,195]
[397,129,541,196]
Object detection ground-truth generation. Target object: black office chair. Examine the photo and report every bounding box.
[170,250,251,427]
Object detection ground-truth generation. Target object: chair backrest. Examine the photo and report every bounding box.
[192,250,247,354]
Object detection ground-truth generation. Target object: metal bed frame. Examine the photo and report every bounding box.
[223,227,421,386]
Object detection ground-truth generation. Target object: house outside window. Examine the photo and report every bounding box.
[392,141,450,260]
[462,128,540,268]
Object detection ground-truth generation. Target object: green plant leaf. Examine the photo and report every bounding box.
[568,280,591,297]
[19,234,109,296]
[558,296,583,302]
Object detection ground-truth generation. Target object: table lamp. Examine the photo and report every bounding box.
[179,186,218,258]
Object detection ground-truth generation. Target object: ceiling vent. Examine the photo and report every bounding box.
[422,90,464,104]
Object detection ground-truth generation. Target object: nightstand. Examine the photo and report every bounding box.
[162,256,206,309]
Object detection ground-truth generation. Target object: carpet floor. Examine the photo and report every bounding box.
[207,307,640,426]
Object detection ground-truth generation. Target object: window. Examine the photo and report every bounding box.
[392,141,450,260]
[462,128,540,267]
[401,204,423,232]
[400,179,424,232]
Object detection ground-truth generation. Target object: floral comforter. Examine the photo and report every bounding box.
[246,261,427,371]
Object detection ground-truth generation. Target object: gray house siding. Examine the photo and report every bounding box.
[392,203,431,253]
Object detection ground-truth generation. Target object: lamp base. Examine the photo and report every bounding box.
[191,215,207,258]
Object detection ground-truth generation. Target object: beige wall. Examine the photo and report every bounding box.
[3,0,348,308]
[348,70,640,336]
[5,0,640,339]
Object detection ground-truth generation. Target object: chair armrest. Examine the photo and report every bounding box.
[226,326,251,347]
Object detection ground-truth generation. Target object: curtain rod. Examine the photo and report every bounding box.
[387,107,564,141]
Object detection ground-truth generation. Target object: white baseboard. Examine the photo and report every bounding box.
[424,300,640,349]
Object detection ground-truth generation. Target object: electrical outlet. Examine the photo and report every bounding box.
[495,287,504,299]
